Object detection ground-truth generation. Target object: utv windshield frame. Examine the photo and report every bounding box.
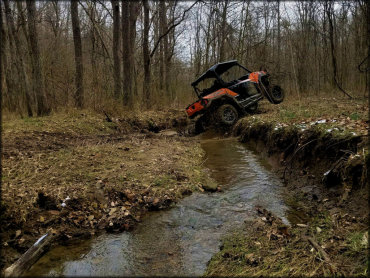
[191,60,252,98]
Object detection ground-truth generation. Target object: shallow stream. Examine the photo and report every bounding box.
[27,134,293,276]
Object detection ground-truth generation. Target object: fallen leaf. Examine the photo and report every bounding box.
[361,232,368,246]
[49,210,60,216]
[109,208,117,215]
[15,230,21,238]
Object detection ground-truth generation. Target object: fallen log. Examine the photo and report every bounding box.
[4,228,55,277]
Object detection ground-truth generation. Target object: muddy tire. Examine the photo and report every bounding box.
[194,117,205,134]
[216,104,239,126]
[269,85,284,104]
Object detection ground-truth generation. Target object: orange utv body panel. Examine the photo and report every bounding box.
[202,88,238,99]
[186,88,238,117]
[248,71,266,83]
[186,99,206,117]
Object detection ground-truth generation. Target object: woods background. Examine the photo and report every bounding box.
[1,0,369,117]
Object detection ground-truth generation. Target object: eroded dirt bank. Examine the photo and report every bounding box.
[0,109,216,271]
[205,113,369,276]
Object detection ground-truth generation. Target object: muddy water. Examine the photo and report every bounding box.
[27,134,290,276]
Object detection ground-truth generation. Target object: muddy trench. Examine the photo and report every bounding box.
[24,131,306,276]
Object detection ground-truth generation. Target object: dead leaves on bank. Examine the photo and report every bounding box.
[1,116,211,269]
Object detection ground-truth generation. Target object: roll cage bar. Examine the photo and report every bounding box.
[191,60,252,98]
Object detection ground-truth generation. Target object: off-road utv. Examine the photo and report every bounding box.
[185,60,284,132]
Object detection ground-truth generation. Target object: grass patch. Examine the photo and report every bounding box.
[204,209,368,277]
[279,109,297,120]
[152,175,174,187]
[346,231,368,254]
[252,95,368,135]
[2,109,117,136]
[349,112,360,121]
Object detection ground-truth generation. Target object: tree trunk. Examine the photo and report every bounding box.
[86,2,98,108]
[122,1,140,106]
[128,2,140,98]
[26,0,50,116]
[2,1,18,113]
[0,0,13,111]
[159,1,169,93]
[121,0,133,105]
[16,1,31,59]
[277,0,281,73]
[143,0,150,108]
[325,1,352,99]
[111,0,121,99]
[71,0,84,108]
[0,0,3,90]
[4,0,33,116]
[366,0,370,98]
[219,1,228,61]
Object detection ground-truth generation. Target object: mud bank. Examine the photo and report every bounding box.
[233,117,368,205]
[205,117,368,276]
[1,110,215,273]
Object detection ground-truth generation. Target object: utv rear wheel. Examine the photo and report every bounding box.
[217,104,239,126]
[270,85,284,104]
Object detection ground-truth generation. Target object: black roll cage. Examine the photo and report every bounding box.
[191,60,252,98]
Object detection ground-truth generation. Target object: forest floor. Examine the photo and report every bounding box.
[1,95,368,275]
[205,95,369,276]
[1,109,217,271]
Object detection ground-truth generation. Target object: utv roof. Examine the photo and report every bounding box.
[191,60,239,87]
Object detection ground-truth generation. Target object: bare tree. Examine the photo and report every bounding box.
[26,0,50,115]
[111,0,121,99]
[4,0,33,116]
[143,1,198,106]
[1,0,368,114]
[0,0,11,110]
[158,1,166,92]
[71,0,84,107]
[122,0,129,104]
[218,0,229,61]
[121,1,140,105]
[324,1,352,99]
[142,0,150,108]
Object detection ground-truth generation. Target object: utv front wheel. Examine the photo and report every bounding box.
[217,104,239,126]
[269,85,284,104]
[194,117,205,134]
